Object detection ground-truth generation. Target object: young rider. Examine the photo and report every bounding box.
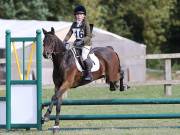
[63,5,92,81]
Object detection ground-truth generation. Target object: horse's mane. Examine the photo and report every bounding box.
[50,34,75,70]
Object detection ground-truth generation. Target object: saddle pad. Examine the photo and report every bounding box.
[75,53,100,72]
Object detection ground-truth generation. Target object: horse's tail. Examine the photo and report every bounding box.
[114,51,124,91]
[114,51,121,73]
[106,46,121,73]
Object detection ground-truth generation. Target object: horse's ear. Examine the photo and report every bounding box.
[51,27,55,35]
[42,28,47,35]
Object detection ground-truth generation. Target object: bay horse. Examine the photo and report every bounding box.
[42,27,124,130]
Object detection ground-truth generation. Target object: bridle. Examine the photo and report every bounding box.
[45,49,66,60]
[44,40,66,59]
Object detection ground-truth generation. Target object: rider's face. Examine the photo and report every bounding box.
[75,13,85,22]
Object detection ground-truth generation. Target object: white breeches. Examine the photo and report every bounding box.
[82,46,91,61]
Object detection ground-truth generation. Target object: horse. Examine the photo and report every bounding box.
[42,27,124,130]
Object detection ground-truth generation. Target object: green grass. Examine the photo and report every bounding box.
[43,85,180,99]
[42,85,180,134]
[1,85,180,134]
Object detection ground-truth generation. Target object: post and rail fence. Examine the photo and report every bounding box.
[127,53,180,96]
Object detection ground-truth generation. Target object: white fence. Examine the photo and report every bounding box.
[128,53,180,96]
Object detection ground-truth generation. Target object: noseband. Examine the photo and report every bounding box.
[45,45,66,60]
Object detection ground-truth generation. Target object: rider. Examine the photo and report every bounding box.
[63,5,92,81]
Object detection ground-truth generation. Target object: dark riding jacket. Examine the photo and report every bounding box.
[63,18,92,46]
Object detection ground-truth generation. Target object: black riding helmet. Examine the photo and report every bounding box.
[74,5,86,15]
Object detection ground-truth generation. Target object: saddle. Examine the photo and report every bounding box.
[71,48,100,72]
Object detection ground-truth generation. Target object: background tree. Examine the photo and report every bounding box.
[0,0,50,20]
[163,0,180,53]
[0,0,179,68]
[98,0,175,54]
[0,0,16,19]
[44,0,78,21]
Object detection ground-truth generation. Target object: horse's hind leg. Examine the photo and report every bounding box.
[120,69,125,91]
[108,71,120,91]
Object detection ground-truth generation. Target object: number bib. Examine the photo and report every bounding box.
[72,27,84,40]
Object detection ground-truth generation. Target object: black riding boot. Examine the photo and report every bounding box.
[83,60,92,81]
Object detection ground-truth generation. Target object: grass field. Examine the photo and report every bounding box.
[1,85,180,134]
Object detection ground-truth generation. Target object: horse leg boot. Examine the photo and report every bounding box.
[83,59,92,81]
[43,95,57,122]
[53,89,65,133]
[53,98,62,133]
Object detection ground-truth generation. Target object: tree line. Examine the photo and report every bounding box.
[0,0,179,63]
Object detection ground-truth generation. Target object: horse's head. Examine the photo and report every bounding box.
[42,27,65,59]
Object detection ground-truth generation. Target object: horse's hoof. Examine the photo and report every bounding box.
[52,126,60,134]
[110,87,116,91]
[42,116,50,122]
[119,86,125,91]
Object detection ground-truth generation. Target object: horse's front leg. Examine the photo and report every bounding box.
[53,81,69,131]
[53,69,76,132]
[54,96,62,129]
[43,87,58,122]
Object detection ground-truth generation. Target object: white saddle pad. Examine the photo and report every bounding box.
[74,53,100,72]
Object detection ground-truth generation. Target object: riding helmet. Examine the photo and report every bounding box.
[74,5,86,15]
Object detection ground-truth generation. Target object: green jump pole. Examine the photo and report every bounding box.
[23,41,25,80]
[49,113,180,120]
[36,30,42,130]
[42,98,180,106]
[6,30,11,130]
